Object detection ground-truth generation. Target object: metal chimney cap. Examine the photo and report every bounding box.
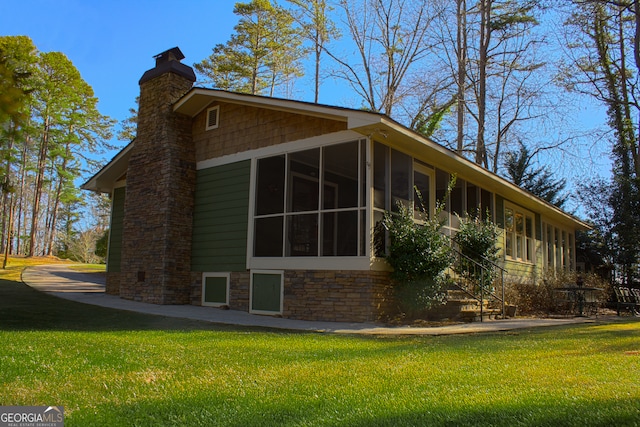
[139,46,196,85]
[154,47,185,66]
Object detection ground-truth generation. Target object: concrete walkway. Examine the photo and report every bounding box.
[22,263,606,335]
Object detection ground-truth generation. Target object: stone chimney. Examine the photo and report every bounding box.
[118,47,196,304]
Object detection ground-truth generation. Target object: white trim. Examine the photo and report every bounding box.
[205,105,219,130]
[197,130,362,170]
[249,270,284,315]
[248,256,372,271]
[504,202,536,264]
[201,272,230,307]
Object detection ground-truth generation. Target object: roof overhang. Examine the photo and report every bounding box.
[351,117,591,231]
[86,88,589,231]
[173,87,382,129]
[81,141,133,193]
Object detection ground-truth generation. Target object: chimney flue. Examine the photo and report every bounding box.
[139,46,195,85]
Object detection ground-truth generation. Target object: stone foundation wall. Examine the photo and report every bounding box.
[105,272,121,296]
[190,269,394,323]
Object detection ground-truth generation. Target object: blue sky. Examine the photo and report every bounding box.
[1,0,612,209]
[1,0,239,132]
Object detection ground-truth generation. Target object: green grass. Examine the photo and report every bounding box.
[1,258,639,426]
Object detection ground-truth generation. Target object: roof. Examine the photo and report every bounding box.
[84,87,590,230]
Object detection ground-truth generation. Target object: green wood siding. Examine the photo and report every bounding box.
[192,160,251,272]
[107,186,125,273]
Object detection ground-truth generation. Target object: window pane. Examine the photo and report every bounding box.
[525,217,533,238]
[413,170,430,220]
[515,212,524,234]
[505,208,514,232]
[360,209,366,256]
[467,183,478,216]
[373,210,386,257]
[436,169,450,225]
[254,217,283,257]
[288,149,319,212]
[506,233,513,257]
[391,149,412,212]
[322,210,358,256]
[373,142,388,209]
[256,156,285,215]
[324,141,359,209]
[287,214,318,256]
[450,178,465,229]
[547,225,554,268]
[360,140,366,208]
[480,189,493,220]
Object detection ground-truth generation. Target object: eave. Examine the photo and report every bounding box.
[81,141,133,193]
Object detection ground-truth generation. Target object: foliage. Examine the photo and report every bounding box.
[562,1,640,285]
[286,0,340,103]
[453,211,500,293]
[504,271,610,316]
[0,36,114,259]
[195,0,307,96]
[0,262,639,426]
[382,189,452,313]
[503,141,568,208]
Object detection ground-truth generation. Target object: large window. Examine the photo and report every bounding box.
[253,140,366,258]
[372,142,435,256]
[504,204,534,263]
[542,222,575,272]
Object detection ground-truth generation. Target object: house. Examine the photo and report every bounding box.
[83,47,590,323]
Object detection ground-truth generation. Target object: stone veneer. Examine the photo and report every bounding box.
[190,269,394,323]
[118,53,196,304]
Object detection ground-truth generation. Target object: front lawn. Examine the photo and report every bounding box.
[1,258,639,426]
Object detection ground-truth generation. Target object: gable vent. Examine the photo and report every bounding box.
[206,106,220,130]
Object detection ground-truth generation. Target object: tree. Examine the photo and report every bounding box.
[503,141,568,208]
[195,0,306,96]
[328,0,443,118]
[0,36,113,260]
[562,0,640,284]
[286,0,340,103]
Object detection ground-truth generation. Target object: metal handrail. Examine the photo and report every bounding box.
[449,244,507,321]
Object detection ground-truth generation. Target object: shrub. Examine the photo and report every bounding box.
[453,211,500,294]
[504,271,610,316]
[383,193,452,316]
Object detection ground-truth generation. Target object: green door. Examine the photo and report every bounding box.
[251,271,283,314]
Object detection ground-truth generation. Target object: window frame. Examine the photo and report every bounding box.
[201,272,230,307]
[247,136,370,271]
[504,203,535,264]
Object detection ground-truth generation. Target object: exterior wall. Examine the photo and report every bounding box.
[106,186,125,273]
[105,186,125,295]
[118,70,195,304]
[283,270,393,323]
[192,101,347,161]
[190,268,393,323]
[192,160,251,272]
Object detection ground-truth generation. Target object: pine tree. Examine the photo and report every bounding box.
[195,0,306,96]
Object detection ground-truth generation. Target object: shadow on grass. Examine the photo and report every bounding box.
[0,278,257,333]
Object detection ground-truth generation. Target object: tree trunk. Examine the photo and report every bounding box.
[476,0,491,168]
[29,114,50,257]
[456,0,467,154]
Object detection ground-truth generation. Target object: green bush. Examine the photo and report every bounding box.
[453,211,500,293]
[383,195,452,315]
